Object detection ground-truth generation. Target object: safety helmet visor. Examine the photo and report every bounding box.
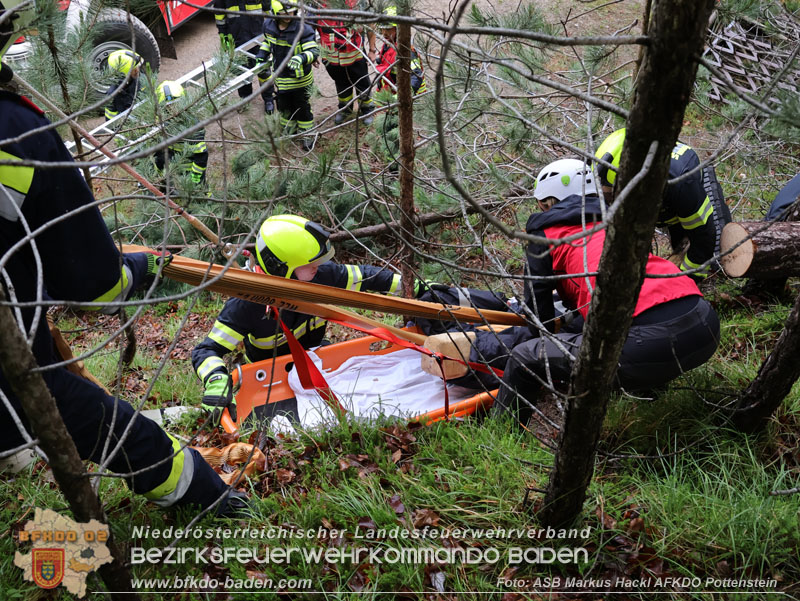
[0,0,37,59]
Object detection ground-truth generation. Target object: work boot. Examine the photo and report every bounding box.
[264,99,274,115]
[359,106,375,126]
[334,108,353,125]
[302,136,315,152]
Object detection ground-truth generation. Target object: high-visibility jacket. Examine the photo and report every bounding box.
[256,18,319,91]
[661,143,728,279]
[376,43,426,95]
[192,261,404,384]
[214,0,265,45]
[0,91,228,508]
[314,0,367,66]
[524,195,701,331]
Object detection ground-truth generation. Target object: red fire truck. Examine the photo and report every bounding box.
[6,0,215,73]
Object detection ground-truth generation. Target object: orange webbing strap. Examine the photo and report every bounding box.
[160,253,527,327]
[271,308,346,417]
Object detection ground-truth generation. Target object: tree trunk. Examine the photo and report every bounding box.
[734,291,800,432]
[0,291,136,598]
[539,0,717,528]
[396,5,417,301]
[721,221,800,278]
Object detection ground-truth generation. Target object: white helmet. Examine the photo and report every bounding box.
[0,0,37,59]
[533,158,597,203]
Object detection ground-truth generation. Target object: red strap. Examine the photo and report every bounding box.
[270,307,346,416]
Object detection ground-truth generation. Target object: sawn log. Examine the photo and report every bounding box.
[720,221,800,278]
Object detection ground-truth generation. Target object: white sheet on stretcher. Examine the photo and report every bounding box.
[277,348,479,432]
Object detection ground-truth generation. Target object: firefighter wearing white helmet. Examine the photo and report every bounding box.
[0,2,245,515]
[533,158,597,208]
[153,81,209,185]
[104,49,143,121]
[192,214,429,425]
[255,0,319,151]
[481,158,720,426]
[594,127,732,281]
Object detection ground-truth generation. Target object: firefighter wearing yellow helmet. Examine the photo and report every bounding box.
[595,128,731,281]
[0,1,247,516]
[255,0,320,151]
[192,214,429,424]
[104,49,143,121]
[153,81,209,186]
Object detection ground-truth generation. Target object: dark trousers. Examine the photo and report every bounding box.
[493,296,720,425]
[324,59,372,109]
[240,56,274,102]
[276,86,314,132]
[0,365,227,507]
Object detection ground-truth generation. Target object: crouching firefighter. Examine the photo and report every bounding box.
[491,158,721,426]
[0,3,245,515]
[192,214,430,424]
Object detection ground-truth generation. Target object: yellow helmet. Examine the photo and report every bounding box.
[156,80,185,104]
[594,128,626,187]
[107,49,142,76]
[255,215,334,278]
[270,0,296,15]
[380,5,397,28]
[0,0,37,59]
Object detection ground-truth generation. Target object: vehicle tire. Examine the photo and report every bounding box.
[88,8,161,77]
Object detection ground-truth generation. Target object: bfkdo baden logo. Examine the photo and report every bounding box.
[14,508,113,598]
[31,548,65,589]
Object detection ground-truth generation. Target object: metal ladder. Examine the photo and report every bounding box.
[63,35,264,177]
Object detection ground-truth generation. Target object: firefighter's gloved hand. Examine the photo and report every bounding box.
[254,52,268,71]
[287,55,304,77]
[414,280,448,297]
[219,33,235,51]
[202,373,236,425]
[145,252,173,278]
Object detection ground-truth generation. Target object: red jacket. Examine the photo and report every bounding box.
[525,195,700,330]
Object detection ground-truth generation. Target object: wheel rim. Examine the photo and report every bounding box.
[89,41,133,92]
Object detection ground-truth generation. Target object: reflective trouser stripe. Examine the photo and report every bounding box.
[89,265,133,313]
[679,196,713,230]
[197,356,227,383]
[144,435,195,507]
[297,119,313,132]
[681,255,709,278]
[276,73,313,89]
[105,107,119,119]
[338,91,354,105]
[209,321,244,351]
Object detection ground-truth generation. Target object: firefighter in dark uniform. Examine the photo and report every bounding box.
[214,0,275,113]
[192,214,425,423]
[104,49,142,121]
[255,0,319,151]
[595,128,732,282]
[0,0,242,514]
[487,159,720,425]
[153,81,209,186]
[313,0,376,125]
